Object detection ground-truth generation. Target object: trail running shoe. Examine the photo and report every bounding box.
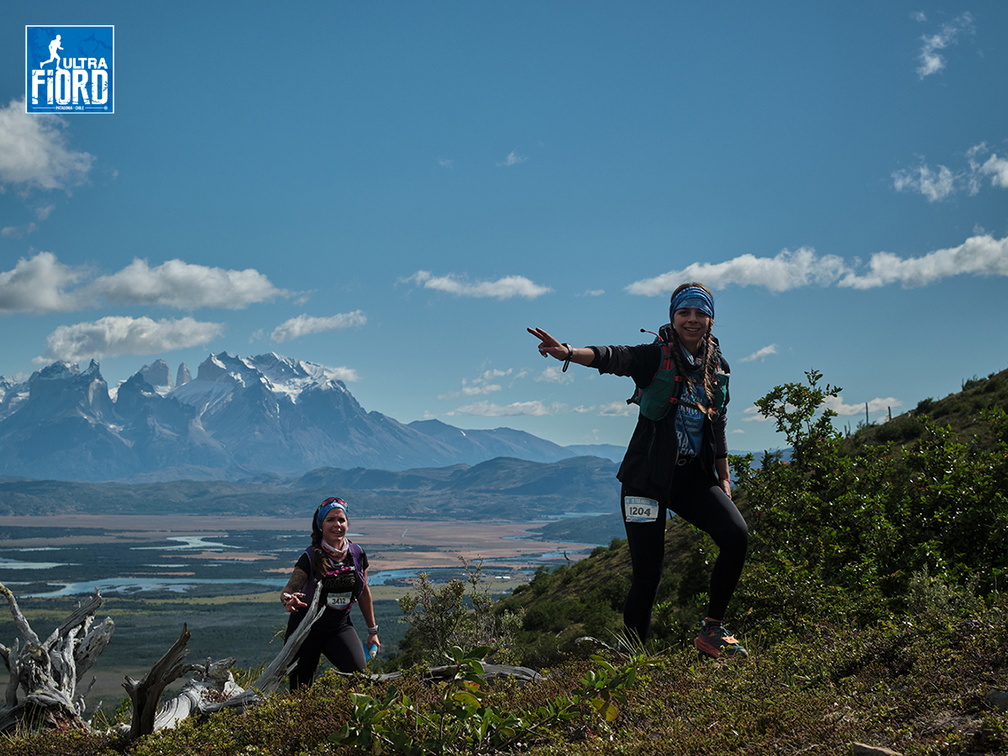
[694,618,748,659]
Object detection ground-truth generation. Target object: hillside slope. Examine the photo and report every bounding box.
[844,364,1008,449]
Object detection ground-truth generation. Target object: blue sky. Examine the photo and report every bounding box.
[1,2,1006,456]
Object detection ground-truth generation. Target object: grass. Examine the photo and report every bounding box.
[0,592,409,717]
[3,594,1005,755]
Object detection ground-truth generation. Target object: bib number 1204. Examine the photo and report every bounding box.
[624,496,659,523]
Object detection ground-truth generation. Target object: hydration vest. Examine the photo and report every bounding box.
[628,338,729,422]
[301,541,366,612]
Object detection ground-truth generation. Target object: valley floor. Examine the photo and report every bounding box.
[0,514,601,713]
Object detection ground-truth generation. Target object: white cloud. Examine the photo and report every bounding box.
[0,253,291,314]
[1,222,37,238]
[0,251,82,313]
[972,144,1008,190]
[450,398,634,419]
[839,234,1008,289]
[892,163,956,202]
[42,316,223,362]
[0,98,94,190]
[980,154,1008,188]
[320,367,359,383]
[626,234,1008,295]
[497,151,527,167]
[741,345,778,363]
[915,12,974,79]
[83,258,289,309]
[449,400,565,417]
[595,401,636,417]
[407,270,552,299]
[535,366,575,384]
[6,203,58,236]
[740,395,902,426]
[270,311,367,343]
[440,369,514,398]
[626,247,850,295]
[741,405,772,423]
[825,395,903,417]
[894,143,1008,201]
[460,383,502,396]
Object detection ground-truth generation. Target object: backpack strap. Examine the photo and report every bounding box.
[631,341,730,421]
[346,541,366,602]
[301,542,367,607]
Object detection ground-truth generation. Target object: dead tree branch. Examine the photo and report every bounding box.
[1,581,541,742]
[122,624,194,738]
[0,583,113,734]
[123,585,327,736]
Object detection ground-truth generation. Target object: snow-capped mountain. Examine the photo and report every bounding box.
[0,352,621,482]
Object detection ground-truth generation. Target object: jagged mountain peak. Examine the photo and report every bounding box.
[0,351,619,482]
[245,352,353,397]
[33,360,86,381]
[176,352,351,407]
[138,359,173,393]
[26,358,111,411]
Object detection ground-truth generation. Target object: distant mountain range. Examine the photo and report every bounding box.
[0,353,624,482]
[0,454,625,525]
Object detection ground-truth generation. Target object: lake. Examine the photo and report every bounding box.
[0,513,598,596]
[0,513,603,712]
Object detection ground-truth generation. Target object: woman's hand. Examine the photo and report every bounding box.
[281,591,307,612]
[527,327,566,360]
[527,327,587,372]
[715,460,732,499]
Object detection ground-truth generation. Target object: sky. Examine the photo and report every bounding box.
[1,2,1006,457]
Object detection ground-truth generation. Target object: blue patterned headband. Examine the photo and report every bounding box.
[315,497,348,530]
[670,286,715,321]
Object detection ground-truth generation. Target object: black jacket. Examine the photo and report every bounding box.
[588,342,729,500]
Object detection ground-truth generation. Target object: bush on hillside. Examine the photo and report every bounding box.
[396,557,524,666]
[496,369,1008,663]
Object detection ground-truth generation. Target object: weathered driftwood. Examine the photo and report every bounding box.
[136,584,543,734]
[140,656,245,733]
[122,623,196,738]
[0,583,114,734]
[3,580,541,740]
[123,581,328,737]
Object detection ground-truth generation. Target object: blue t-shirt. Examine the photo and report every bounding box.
[673,353,707,460]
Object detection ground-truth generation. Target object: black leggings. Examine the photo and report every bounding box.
[621,464,749,641]
[285,612,366,689]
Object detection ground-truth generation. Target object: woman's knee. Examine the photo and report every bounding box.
[715,517,749,556]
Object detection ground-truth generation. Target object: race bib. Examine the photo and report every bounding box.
[624,496,659,523]
[325,592,353,610]
[320,566,358,610]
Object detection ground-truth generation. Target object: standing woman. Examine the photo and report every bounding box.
[280,497,381,688]
[527,282,749,658]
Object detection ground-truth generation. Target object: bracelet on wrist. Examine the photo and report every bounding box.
[367,626,379,634]
[562,344,573,372]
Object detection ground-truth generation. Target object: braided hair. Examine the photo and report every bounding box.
[667,282,722,418]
